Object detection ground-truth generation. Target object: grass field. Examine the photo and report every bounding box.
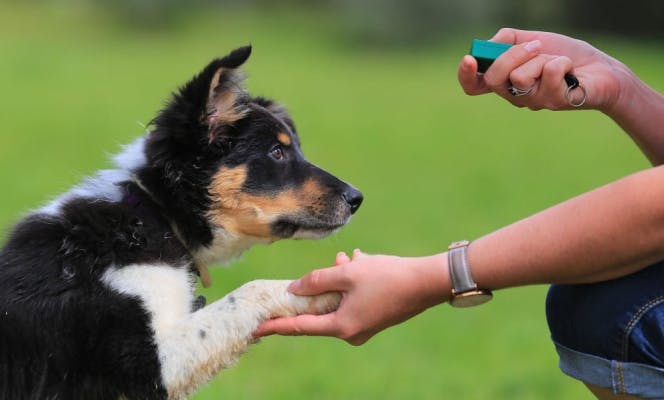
[1,2,663,399]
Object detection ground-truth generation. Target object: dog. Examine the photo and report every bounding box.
[0,46,362,400]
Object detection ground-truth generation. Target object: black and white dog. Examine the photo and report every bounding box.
[0,46,362,399]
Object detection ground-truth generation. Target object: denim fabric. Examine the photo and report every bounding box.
[554,343,664,398]
[546,260,664,397]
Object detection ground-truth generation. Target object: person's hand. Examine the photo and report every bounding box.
[254,250,449,345]
[458,28,628,113]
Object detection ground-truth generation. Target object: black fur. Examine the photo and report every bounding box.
[0,46,362,399]
[0,185,182,399]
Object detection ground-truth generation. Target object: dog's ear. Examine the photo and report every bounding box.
[155,46,252,139]
[251,96,297,134]
[204,46,252,128]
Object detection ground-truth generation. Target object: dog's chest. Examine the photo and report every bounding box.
[101,264,195,338]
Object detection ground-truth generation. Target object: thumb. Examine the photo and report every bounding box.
[289,266,349,296]
[254,313,339,338]
[458,55,489,96]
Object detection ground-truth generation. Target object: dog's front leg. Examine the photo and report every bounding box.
[158,279,340,400]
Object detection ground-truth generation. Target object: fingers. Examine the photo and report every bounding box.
[351,248,368,260]
[288,265,350,296]
[458,55,489,96]
[458,32,542,97]
[490,27,517,43]
[254,314,372,346]
[336,248,369,265]
[289,249,370,295]
[512,55,575,110]
[462,28,585,110]
[508,54,555,91]
[540,56,575,106]
[335,251,351,266]
[490,27,543,45]
[479,49,576,110]
[483,39,541,91]
[254,313,338,338]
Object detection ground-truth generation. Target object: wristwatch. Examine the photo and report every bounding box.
[447,240,493,308]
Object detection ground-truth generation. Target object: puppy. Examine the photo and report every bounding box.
[0,46,362,400]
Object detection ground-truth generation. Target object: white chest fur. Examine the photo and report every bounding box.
[101,264,195,341]
[101,263,340,399]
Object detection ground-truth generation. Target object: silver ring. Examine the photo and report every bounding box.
[508,85,534,97]
[565,85,587,108]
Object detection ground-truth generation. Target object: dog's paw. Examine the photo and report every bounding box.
[233,280,341,319]
[288,289,341,316]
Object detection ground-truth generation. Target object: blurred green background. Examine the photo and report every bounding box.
[1,0,662,399]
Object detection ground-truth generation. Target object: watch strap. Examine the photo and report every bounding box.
[448,240,477,294]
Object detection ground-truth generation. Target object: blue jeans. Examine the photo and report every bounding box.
[546,260,664,398]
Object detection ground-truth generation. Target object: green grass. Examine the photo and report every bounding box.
[1,3,663,399]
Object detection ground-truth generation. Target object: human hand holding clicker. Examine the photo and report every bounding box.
[457,27,627,113]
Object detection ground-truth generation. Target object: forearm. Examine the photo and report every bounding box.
[256,168,664,341]
[467,165,664,292]
[603,64,664,165]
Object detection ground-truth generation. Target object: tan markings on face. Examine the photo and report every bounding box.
[276,132,292,146]
[208,166,328,238]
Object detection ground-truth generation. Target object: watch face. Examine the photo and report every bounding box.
[449,290,493,308]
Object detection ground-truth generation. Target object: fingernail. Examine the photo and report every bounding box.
[462,55,473,68]
[524,40,541,53]
[288,279,301,292]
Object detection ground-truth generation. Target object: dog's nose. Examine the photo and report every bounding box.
[342,187,363,214]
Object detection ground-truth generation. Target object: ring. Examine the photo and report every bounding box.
[508,85,534,97]
[565,85,587,108]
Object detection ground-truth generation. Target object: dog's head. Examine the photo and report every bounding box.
[138,46,362,261]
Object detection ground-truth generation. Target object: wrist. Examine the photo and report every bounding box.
[600,60,639,117]
[446,240,493,307]
[600,58,664,122]
[410,253,452,307]
[600,62,664,164]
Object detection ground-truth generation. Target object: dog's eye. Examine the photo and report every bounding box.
[270,145,284,161]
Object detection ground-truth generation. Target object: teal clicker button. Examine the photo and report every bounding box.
[469,39,512,73]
